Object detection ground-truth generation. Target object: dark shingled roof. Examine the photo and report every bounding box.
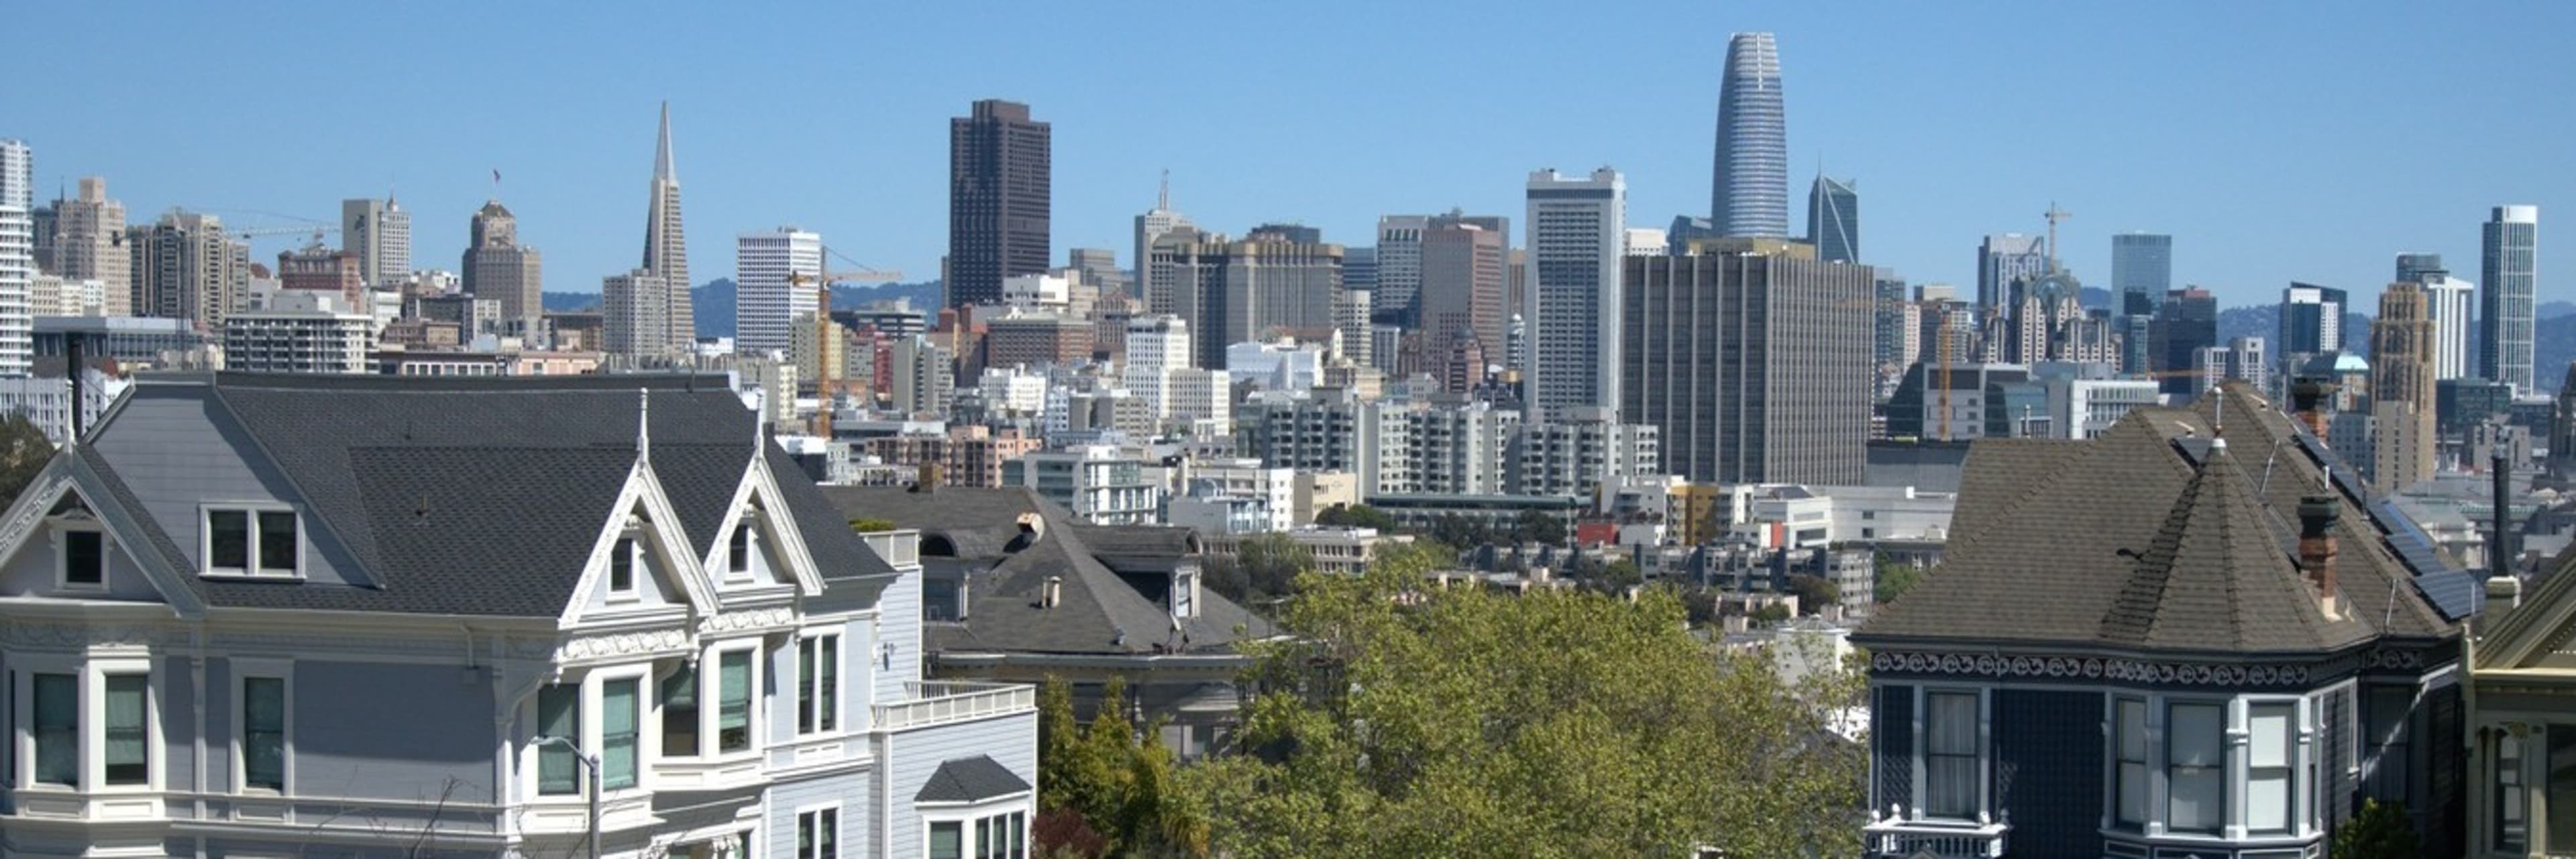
[77,372,894,616]
[1859,383,2455,655]
[818,486,1273,656]
[913,755,1030,803]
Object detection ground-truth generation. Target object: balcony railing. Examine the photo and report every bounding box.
[874,680,1035,732]
[859,528,920,568]
[1863,810,2008,859]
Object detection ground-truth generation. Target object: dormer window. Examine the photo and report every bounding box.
[1172,570,1195,619]
[59,524,104,591]
[609,538,639,596]
[729,522,753,575]
[204,505,299,578]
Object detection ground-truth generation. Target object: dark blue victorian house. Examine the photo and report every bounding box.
[1856,385,2475,859]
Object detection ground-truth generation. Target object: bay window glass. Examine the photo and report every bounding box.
[719,650,753,752]
[2167,702,2224,834]
[801,634,839,735]
[103,674,149,785]
[2247,703,2296,834]
[928,820,962,859]
[2114,698,2148,827]
[2497,732,2526,854]
[602,678,639,790]
[1923,691,1979,819]
[244,676,286,791]
[661,664,699,758]
[537,684,580,795]
[33,672,77,787]
[2366,686,2412,803]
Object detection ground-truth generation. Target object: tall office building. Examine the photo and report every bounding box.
[2481,205,2538,391]
[1623,247,1871,484]
[1525,168,1626,415]
[949,99,1051,309]
[1418,215,1507,391]
[1976,234,2047,309]
[2371,281,2437,493]
[2422,273,2475,380]
[2151,287,2218,395]
[461,201,543,332]
[339,197,411,287]
[130,211,250,330]
[1146,230,1344,370]
[1133,175,1190,308]
[2110,233,2171,315]
[52,177,129,316]
[637,102,694,350]
[1872,268,1911,370]
[2279,283,2348,364]
[1709,33,1788,238]
[0,140,30,375]
[1372,215,1428,325]
[2395,252,2445,285]
[1805,174,1857,263]
[735,227,824,355]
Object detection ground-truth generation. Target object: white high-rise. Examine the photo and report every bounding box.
[1122,314,1191,416]
[339,197,411,288]
[2422,272,2475,381]
[1133,175,1191,307]
[1524,167,1625,417]
[733,227,823,355]
[0,140,35,376]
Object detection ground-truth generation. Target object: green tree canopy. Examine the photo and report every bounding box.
[1874,556,1924,606]
[1313,503,1396,532]
[1180,540,1864,858]
[0,413,54,511]
[1037,676,1207,858]
[847,517,900,534]
[2331,799,2419,859]
[1786,573,1839,615]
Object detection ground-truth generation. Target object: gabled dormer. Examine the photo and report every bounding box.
[701,446,826,602]
[561,458,717,627]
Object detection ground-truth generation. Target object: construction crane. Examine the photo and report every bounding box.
[232,225,340,246]
[2042,201,2074,271]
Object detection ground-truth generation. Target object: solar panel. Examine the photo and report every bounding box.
[2371,497,2484,620]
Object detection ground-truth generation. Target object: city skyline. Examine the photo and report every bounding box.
[5,3,2571,309]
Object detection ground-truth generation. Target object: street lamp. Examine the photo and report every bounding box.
[533,734,602,859]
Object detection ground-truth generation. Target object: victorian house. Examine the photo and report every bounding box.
[0,372,1037,858]
[1855,384,2475,859]
[2465,544,2576,858]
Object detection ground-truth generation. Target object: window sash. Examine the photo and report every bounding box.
[730,523,751,572]
[2115,699,2148,826]
[802,808,840,859]
[209,510,250,570]
[610,538,635,593]
[2499,733,2528,853]
[2167,702,2224,834]
[103,674,149,785]
[256,511,296,572]
[63,529,103,585]
[34,672,77,787]
[661,665,699,758]
[928,820,962,859]
[2547,727,2576,855]
[244,676,286,791]
[602,679,639,791]
[1923,691,1979,818]
[537,685,579,795]
[801,636,839,735]
[718,650,752,752]
[2247,703,2296,834]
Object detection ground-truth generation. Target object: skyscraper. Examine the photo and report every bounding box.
[1806,174,1857,264]
[0,140,31,375]
[130,210,250,330]
[635,101,694,350]
[735,227,824,355]
[2422,272,2475,381]
[1526,168,1627,415]
[1417,216,1507,391]
[2110,233,2171,315]
[2481,205,2538,391]
[1623,247,1871,484]
[2395,252,2445,285]
[1976,234,2046,310]
[2279,283,2347,362]
[1709,33,1787,238]
[1146,230,1343,370]
[2152,287,2217,395]
[52,177,129,316]
[2371,281,2437,493]
[462,201,543,332]
[1372,215,1428,325]
[949,99,1051,309]
[1133,174,1190,309]
[339,197,411,288]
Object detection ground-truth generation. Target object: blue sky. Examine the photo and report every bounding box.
[7,2,2571,307]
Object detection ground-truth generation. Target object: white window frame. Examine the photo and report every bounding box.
[531,681,584,799]
[795,800,842,859]
[657,658,702,760]
[593,667,649,794]
[52,515,109,593]
[606,534,643,602]
[708,642,762,758]
[798,630,843,738]
[729,515,759,581]
[2162,697,2229,837]
[232,658,294,795]
[2110,695,2149,830]
[918,795,1034,859]
[2243,697,2302,837]
[88,658,159,794]
[13,655,82,791]
[1915,686,1988,822]
[199,503,303,578]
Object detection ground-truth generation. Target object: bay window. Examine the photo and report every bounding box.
[661,663,699,758]
[718,649,754,753]
[929,820,961,859]
[1923,691,1980,819]
[243,676,287,791]
[800,634,840,735]
[32,672,76,787]
[537,684,580,795]
[2114,698,2147,828]
[2365,686,2412,804]
[2165,701,2224,835]
[602,678,639,790]
[103,674,149,786]
[2246,703,2296,835]
[2495,731,2526,854]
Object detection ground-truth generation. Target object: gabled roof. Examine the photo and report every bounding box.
[914,755,1030,803]
[67,372,894,617]
[818,485,1271,656]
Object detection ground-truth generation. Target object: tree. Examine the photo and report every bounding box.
[1874,556,1924,606]
[1786,574,1839,615]
[1426,513,1487,551]
[2331,799,2419,859]
[1313,503,1395,532]
[1036,676,1205,858]
[1234,533,1315,600]
[1179,538,1865,858]
[847,517,900,534]
[0,413,54,511]
[1510,509,1565,546]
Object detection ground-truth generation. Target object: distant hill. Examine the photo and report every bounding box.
[541,279,947,339]
[2538,309,2575,393]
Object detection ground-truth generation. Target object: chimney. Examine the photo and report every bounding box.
[915,460,941,493]
[2297,493,2341,605]
[1041,574,1063,609]
[2289,377,2334,440]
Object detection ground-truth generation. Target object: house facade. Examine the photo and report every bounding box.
[1856,385,2474,859]
[2465,548,2576,858]
[0,372,1036,858]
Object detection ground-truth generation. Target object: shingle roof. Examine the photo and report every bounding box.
[817,486,1272,656]
[913,754,1030,803]
[1859,383,2455,655]
[77,372,893,617]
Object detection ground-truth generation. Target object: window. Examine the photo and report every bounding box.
[1923,691,1979,819]
[243,676,286,791]
[2167,702,2224,835]
[718,650,753,753]
[103,674,150,786]
[537,684,580,795]
[62,529,103,588]
[1171,572,1194,619]
[609,538,637,595]
[799,807,839,859]
[800,634,839,735]
[602,678,639,791]
[33,672,76,787]
[928,820,961,859]
[2365,686,2412,803]
[205,507,297,576]
[2247,703,2296,834]
[2498,731,2528,853]
[661,664,698,758]
[977,811,1028,859]
[2550,727,2576,856]
[730,523,752,574]
[2114,698,2147,827]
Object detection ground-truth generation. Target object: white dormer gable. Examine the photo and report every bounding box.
[702,446,826,598]
[0,461,204,614]
[561,458,718,626]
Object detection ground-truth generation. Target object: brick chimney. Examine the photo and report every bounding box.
[2297,493,2341,609]
[2288,377,2335,440]
[914,460,942,493]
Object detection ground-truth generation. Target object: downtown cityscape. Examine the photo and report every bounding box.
[0,5,2573,859]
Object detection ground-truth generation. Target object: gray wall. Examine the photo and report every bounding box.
[88,388,369,587]
[884,711,1038,859]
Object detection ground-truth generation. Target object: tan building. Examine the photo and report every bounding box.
[277,244,366,311]
[980,310,1092,369]
[862,425,1041,489]
[462,201,543,332]
[51,177,130,315]
[130,210,249,330]
[1146,228,1344,369]
[2371,281,2438,493]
